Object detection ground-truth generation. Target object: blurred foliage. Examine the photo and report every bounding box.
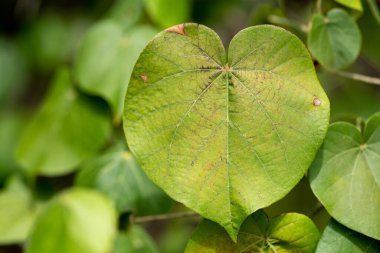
[0,0,380,252]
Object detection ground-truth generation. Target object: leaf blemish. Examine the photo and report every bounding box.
[166,24,186,35]
[140,74,148,82]
[313,97,322,106]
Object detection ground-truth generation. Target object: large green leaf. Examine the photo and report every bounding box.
[123,23,329,239]
[316,220,380,253]
[144,0,191,28]
[114,226,159,253]
[26,188,117,253]
[16,68,111,176]
[75,21,157,117]
[75,143,171,215]
[0,177,37,244]
[308,8,361,70]
[335,0,363,11]
[309,112,380,240]
[185,211,320,252]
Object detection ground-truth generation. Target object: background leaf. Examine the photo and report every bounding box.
[308,8,361,70]
[309,112,380,240]
[114,226,159,253]
[143,0,191,28]
[75,21,157,117]
[335,0,363,11]
[124,23,329,239]
[0,177,37,244]
[26,188,117,253]
[75,143,172,215]
[316,220,380,253]
[16,68,111,176]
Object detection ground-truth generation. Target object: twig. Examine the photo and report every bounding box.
[267,15,309,33]
[327,69,380,86]
[316,0,323,14]
[309,202,324,218]
[132,211,200,223]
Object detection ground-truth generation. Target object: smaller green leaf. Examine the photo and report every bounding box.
[185,211,320,253]
[309,112,380,240]
[75,21,157,117]
[335,0,363,11]
[308,8,361,70]
[316,220,380,253]
[114,226,159,253]
[0,177,37,244]
[75,143,171,215]
[16,68,111,176]
[143,0,191,28]
[26,188,117,253]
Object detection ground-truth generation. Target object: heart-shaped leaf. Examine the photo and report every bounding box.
[16,68,111,176]
[75,143,172,215]
[308,8,361,70]
[185,211,320,253]
[124,23,329,239]
[26,188,117,253]
[316,220,380,253]
[309,112,380,240]
[75,21,157,118]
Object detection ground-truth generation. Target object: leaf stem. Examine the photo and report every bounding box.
[327,69,380,86]
[367,0,380,26]
[267,15,309,33]
[309,202,324,218]
[132,211,200,223]
[316,0,323,14]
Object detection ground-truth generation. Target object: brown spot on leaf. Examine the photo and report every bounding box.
[140,74,148,82]
[165,24,186,35]
[313,97,322,106]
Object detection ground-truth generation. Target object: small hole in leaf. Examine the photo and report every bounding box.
[313,97,322,106]
[140,74,148,82]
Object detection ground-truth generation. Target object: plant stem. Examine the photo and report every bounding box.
[267,15,309,33]
[367,0,380,26]
[309,202,324,218]
[132,211,200,223]
[328,69,380,86]
[316,0,323,14]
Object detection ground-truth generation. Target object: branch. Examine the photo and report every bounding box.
[367,0,380,26]
[328,69,380,86]
[309,202,324,218]
[267,15,309,33]
[316,0,323,14]
[132,211,200,223]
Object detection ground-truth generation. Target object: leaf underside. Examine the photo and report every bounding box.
[124,23,329,239]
